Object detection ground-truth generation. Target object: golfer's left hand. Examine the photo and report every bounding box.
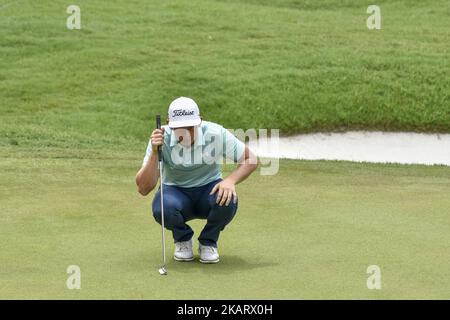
[210,179,237,206]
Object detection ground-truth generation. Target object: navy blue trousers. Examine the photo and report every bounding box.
[152,179,238,247]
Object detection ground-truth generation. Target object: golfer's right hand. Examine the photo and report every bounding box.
[151,128,165,153]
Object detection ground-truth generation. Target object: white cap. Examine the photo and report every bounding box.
[167,97,201,128]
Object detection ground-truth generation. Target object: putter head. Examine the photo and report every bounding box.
[158,267,167,275]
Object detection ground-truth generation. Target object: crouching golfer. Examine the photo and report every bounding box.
[136,97,258,263]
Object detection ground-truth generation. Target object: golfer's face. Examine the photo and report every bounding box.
[174,126,196,146]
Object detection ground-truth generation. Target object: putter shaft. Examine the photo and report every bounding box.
[159,161,167,272]
[155,114,167,275]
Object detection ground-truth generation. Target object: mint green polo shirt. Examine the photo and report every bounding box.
[142,121,245,188]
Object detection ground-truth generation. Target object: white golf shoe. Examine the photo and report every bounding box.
[174,239,194,262]
[199,244,220,264]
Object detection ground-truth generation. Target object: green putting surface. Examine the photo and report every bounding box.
[1,152,449,299]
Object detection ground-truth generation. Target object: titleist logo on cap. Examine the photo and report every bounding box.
[172,109,195,117]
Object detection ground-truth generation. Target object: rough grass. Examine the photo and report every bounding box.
[1,0,450,153]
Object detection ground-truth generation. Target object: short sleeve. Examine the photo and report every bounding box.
[222,127,245,162]
[142,140,153,166]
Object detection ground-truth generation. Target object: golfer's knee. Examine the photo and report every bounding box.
[209,192,237,210]
[209,201,237,224]
[152,205,162,224]
[152,198,183,227]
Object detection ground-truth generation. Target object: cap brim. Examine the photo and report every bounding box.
[168,118,201,128]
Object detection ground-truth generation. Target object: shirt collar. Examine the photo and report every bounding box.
[169,126,205,147]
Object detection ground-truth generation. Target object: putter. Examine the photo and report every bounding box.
[156,115,167,276]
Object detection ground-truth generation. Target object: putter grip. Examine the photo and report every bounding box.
[156,115,162,162]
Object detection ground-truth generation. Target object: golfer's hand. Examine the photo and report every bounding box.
[151,128,165,153]
[210,179,237,206]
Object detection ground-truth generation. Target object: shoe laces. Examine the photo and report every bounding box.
[201,245,217,254]
[176,241,191,252]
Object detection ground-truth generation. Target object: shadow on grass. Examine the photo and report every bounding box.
[166,255,279,275]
